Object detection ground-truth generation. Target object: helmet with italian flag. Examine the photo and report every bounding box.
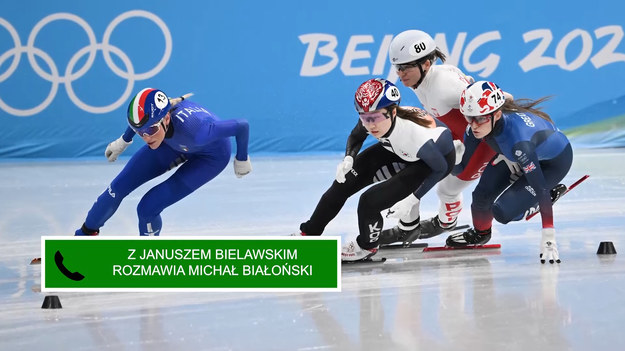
[127,88,170,134]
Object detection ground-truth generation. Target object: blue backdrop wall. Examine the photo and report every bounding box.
[1,1,624,158]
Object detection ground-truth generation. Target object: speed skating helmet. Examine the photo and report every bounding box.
[459,81,505,116]
[354,78,401,113]
[127,88,171,133]
[388,30,437,65]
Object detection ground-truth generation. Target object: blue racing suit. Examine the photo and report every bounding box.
[455,110,572,231]
[80,100,249,235]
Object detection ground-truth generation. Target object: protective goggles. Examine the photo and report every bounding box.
[359,111,390,124]
[464,114,492,125]
[132,120,164,137]
[393,60,421,72]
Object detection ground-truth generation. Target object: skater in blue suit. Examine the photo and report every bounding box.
[447,81,572,264]
[75,88,251,236]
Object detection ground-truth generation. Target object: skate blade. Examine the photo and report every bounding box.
[423,244,501,252]
[381,243,428,250]
[342,257,387,264]
[30,257,41,265]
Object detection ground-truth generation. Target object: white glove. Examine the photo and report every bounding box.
[492,154,522,182]
[453,140,465,165]
[540,228,561,264]
[105,135,132,162]
[335,155,354,183]
[386,193,420,219]
[233,157,252,178]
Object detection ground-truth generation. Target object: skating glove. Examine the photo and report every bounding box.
[540,228,561,264]
[234,157,252,178]
[491,154,522,182]
[105,135,132,162]
[335,155,354,183]
[386,193,419,219]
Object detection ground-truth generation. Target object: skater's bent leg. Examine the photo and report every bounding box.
[300,180,365,235]
[470,163,511,231]
[137,155,229,236]
[137,177,191,236]
[300,145,393,235]
[493,144,573,224]
[357,163,429,248]
[82,146,175,232]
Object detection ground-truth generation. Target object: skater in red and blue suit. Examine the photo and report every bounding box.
[75,88,251,236]
[448,81,572,264]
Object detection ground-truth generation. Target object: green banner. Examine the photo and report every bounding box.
[41,236,340,291]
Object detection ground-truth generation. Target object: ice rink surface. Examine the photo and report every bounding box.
[1,148,624,351]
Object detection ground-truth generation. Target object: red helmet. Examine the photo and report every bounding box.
[354,78,401,113]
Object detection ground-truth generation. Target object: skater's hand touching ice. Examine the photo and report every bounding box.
[540,228,561,264]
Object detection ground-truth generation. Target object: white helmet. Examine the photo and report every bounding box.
[388,30,437,64]
[459,81,506,116]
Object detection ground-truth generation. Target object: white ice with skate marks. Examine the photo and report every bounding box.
[0,149,624,350]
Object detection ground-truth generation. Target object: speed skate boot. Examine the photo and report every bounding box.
[74,223,99,236]
[341,240,378,262]
[419,215,457,239]
[446,227,491,248]
[378,224,422,247]
[550,183,567,203]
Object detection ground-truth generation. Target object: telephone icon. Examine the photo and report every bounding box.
[54,250,85,281]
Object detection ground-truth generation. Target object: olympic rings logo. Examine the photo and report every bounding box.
[0,10,172,116]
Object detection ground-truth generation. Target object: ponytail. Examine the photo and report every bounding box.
[501,96,553,123]
[394,106,434,128]
[169,93,194,108]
